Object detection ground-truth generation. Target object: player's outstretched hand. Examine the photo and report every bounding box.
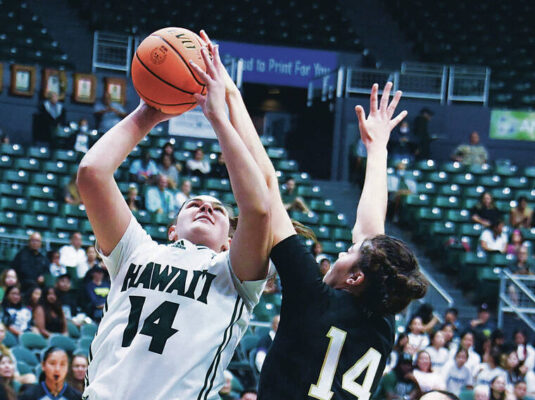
[135,99,177,124]
[189,45,227,122]
[355,82,407,151]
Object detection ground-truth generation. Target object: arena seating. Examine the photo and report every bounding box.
[67,0,364,52]
[384,0,535,108]
[0,0,73,69]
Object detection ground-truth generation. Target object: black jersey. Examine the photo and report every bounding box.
[258,235,394,400]
[19,382,82,400]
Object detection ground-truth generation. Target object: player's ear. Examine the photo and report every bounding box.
[346,271,365,287]
[168,224,178,242]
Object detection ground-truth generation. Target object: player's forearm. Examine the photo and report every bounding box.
[352,148,388,242]
[226,90,279,190]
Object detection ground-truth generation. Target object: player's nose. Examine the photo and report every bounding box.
[199,202,213,213]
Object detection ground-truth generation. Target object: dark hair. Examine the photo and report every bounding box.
[355,235,428,315]
[160,151,175,165]
[25,285,42,308]
[414,303,434,324]
[415,350,433,373]
[514,329,527,344]
[491,219,504,230]
[488,348,502,367]
[39,347,68,382]
[1,286,22,309]
[517,196,528,204]
[393,333,409,352]
[490,375,506,400]
[455,347,469,359]
[40,287,66,332]
[446,307,458,317]
[478,191,496,209]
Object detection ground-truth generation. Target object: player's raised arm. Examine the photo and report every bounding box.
[77,105,171,255]
[190,47,272,281]
[351,82,407,246]
[199,31,296,247]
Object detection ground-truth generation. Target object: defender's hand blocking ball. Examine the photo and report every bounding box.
[131,27,208,115]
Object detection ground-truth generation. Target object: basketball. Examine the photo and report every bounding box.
[131,27,207,115]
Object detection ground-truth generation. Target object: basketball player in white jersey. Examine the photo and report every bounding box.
[77,41,273,399]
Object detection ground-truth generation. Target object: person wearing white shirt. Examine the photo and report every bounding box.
[255,315,279,372]
[443,348,473,396]
[413,350,446,393]
[186,148,211,176]
[447,331,481,378]
[514,329,535,371]
[175,179,193,210]
[425,331,450,373]
[59,232,88,278]
[408,316,430,352]
[479,220,508,253]
[474,349,507,386]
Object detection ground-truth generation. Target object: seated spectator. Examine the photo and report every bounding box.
[0,354,18,399]
[33,287,67,338]
[81,246,102,279]
[59,232,88,279]
[514,381,529,400]
[219,370,235,400]
[470,303,497,342]
[64,173,82,205]
[26,286,42,312]
[441,323,458,351]
[13,232,48,293]
[240,389,257,400]
[158,153,180,189]
[506,229,525,255]
[210,153,229,179]
[479,220,508,253]
[425,331,450,373]
[48,250,66,277]
[20,347,81,400]
[514,329,535,371]
[175,179,193,209]
[407,316,430,352]
[67,354,88,395]
[471,192,502,228]
[161,141,183,171]
[387,161,417,222]
[474,385,490,400]
[129,149,159,185]
[0,269,19,303]
[0,324,11,357]
[447,331,481,377]
[510,196,533,229]
[444,307,463,332]
[255,315,279,372]
[452,131,489,166]
[412,350,445,393]
[474,348,507,386]
[390,120,418,164]
[35,92,67,146]
[281,178,310,213]
[413,303,440,334]
[1,287,34,336]
[126,185,143,212]
[374,352,421,400]
[186,148,211,176]
[84,266,110,322]
[510,245,534,275]
[310,241,328,263]
[146,175,176,216]
[94,92,127,133]
[386,333,410,374]
[73,118,91,153]
[489,376,507,400]
[55,274,79,320]
[443,348,473,396]
[318,256,331,276]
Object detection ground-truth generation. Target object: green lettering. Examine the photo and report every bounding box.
[132,262,153,289]
[196,271,216,304]
[165,268,188,296]
[150,264,179,291]
[121,263,142,292]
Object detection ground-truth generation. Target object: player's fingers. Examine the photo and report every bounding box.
[200,47,217,78]
[212,45,223,69]
[200,30,215,53]
[387,90,403,118]
[380,82,392,112]
[193,93,206,104]
[390,110,408,129]
[370,83,378,114]
[189,60,212,84]
[355,105,366,124]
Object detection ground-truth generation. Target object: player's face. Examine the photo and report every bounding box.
[322,244,360,289]
[171,196,231,252]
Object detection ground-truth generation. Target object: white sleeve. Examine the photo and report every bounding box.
[479,230,491,243]
[96,215,155,279]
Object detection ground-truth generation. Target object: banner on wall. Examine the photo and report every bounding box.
[217,40,339,88]
[490,109,535,141]
[168,106,216,139]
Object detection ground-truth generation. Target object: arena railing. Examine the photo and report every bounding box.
[92,31,133,75]
[498,269,535,333]
[447,65,491,106]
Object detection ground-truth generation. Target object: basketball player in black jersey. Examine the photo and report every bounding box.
[195,32,429,400]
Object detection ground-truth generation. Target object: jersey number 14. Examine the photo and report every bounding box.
[308,326,381,400]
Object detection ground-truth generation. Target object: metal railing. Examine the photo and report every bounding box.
[498,269,535,332]
[92,31,133,74]
[399,62,448,103]
[448,65,491,106]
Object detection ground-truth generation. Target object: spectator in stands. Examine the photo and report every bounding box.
[0,269,19,303]
[414,303,440,333]
[210,153,229,179]
[443,348,473,396]
[125,185,142,212]
[349,136,367,188]
[63,173,82,205]
[374,352,421,400]
[387,161,417,222]
[426,331,450,373]
[48,249,66,278]
[510,245,534,275]
[94,92,127,133]
[158,153,180,189]
[514,329,535,371]
[441,323,457,350]
[80,246,101,276]
[0,132,9,144]
[55,274,79,320]
[13,232,48,292]
[386,333,410,373]
[479,220,508,253]
[36,92,67,146]
[129,149,159,185]
[20,347,81,400]
[175,179,193,209]
[510,196,533,229]
[489,375,508,400]
[67,354,88,395]
[414,108,434,159]
[219,370,234,400]
[452,131,489,166]
[0,323,11,356]
[407,316,430,352]
[445,307,463,332]
[84,266,110,322]
[161,141,183,171]
[502,349,524,389]
[59,232,88,279]
[318,256,331,276]
[470,303,496,342]
[281,177,310,213]
[73,118,91,154]
[145,174,176,216]
[1,286,34,336]
[33,287,67,338]
[514,381,528,400]
[390,120,418,164]
[310,241,328,264]
[255,315,279,372]
[240,389,257,400]
[0,354,17,400]
[474,385,490,400]
[471,192,501,228]
[491,330,506,353]
[26,286,42,312]
[448,331,481,377]
[413,350,445,393]
[506,229,525,255]
[186,148,211,176]
[474,348,507,386]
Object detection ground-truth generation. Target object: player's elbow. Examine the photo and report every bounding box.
[77,160,107,191]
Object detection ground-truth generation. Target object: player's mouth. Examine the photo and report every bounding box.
[194,214,214,224]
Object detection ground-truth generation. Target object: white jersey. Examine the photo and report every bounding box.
[84,217,270,400]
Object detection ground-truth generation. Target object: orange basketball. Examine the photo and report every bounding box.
[131,27,207,115]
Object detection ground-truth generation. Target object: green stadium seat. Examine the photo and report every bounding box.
[416,182,436,195]
[26,146,51,160]
[520,228,535,242]
[452,173,476,186]
[309,199,336,213]
[137,135,151,148]
[457,223,484,238]
[151,213,173,226]
[445,209,471,223]
[495,200,512,213]
[416,207,443,221]
[495,164,518,177]
[523,166,535,179]
[13,157,40,172]
[42,160,69,174]
[149,125,166,137]
[78,337,93,352]
[467,163,492,175]
[30,200,59,215]
[21,214,49,230]
[313,226,331,240]
[461,198,479,209]
[296,185,322,199]
[3,331,17,348]
[275,160,299,172]
[414,159,437,171]
[477,267,500,281]
[515,190,535,202]
[425,171,449,184]
[433,196,460,209]
[288,172,312,184]
[404,194,431,207]
[488,253,512,268]
[132,210,151,224]
[504,176,529,189]
[117,182,138,195]
[174,151,192,162]
[460,251,488,266]
[0,211,19,227]
[266,147,287,160]
[79,219,93,234]
[53,149,80,163]
[0,197,28,212]
[460,389,474,400]
[209,142,221,154]
[145,225,168,241]
[61,204,87,218]
[322,241,348,255]
[67,321,80,339]
[0,183,24,197]
[440,161,465,174]
[0,155,13,169]
[333,228,352,241]
[180,140,204,152]
[51,217,80,232]
[11,346,39,366]
[16,361,32,375]
[0,143,24,157]
[320,213,347,227]
[438,184,461,196]
[221,193,236,206]
[30,172,58,187]
[204,178,230,192]
[20,332,48,350]
[477,175,502,188]
[49,334,77,353]
[81,324,98,338]
[490,187,512,201]
[3,169,30,184]
[462,185,485,199]
[25,185,56,200]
